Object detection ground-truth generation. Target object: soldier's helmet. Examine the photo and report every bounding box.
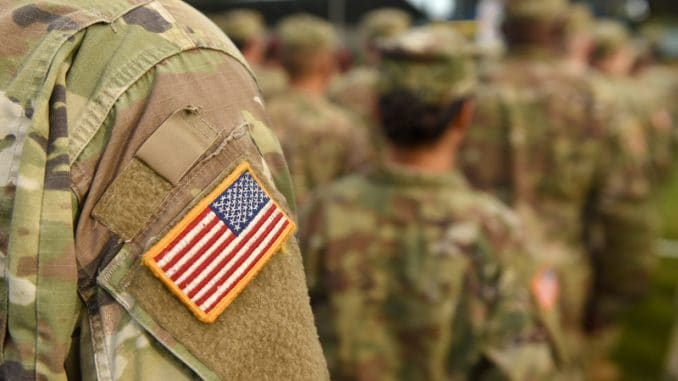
[360,8,412,47]
[504,0,569,22]
[377,26,477,106]
[592,19,632,60]
[566,3,595,38]
[210,8,265,45]
[276,13,340,57]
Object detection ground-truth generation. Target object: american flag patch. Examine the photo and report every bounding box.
[142,161,295,323]
[531,268,559,312]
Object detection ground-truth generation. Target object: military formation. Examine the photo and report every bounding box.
[0,0,676,380]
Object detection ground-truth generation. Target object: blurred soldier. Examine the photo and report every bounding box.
[211,8,288,99]
[329,8,412,141]
[0,1,328,379]
[591,20,673,182]
[268,14,368,207]
[301,26,557,381]
[459,0,657,375]
[564,3,596,75]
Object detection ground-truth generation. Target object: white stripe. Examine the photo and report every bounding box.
[200,217,287,311]
[189,207,281,303]
[172,228,234,284]
[182,202,274,295]
[167,220,231,278]
[157,212,217,268]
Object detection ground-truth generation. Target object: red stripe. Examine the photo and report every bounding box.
[160,214,221,272]
[186,205,278,300]
[205,220,290,313]
[171,224,231,284]
[154,208,212,262]
[194,212,284,307]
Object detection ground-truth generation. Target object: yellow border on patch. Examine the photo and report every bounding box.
[142,161,296,324]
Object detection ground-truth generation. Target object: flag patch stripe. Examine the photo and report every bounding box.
[142,161,295,323]
[203,217,290,312]
[194,210,284,308]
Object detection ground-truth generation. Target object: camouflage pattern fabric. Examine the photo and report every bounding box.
[0,1,327,379]
[267,89,368,207]
[459,50,658,368]
[209,8,265,44]
[254,64,289,100]
[359,8,411,48]
[301,164,556,380]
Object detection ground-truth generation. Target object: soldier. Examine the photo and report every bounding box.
[459,0,657,375]
[329,8,412,141]
[268,14,368,208]
[564,3,596,76]
[590,20,674,182]
[0,1,328,379]
[301,26,557,380]
[210,8,288,99]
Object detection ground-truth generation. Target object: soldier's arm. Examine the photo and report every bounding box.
[463,203,557,380]
[73,43,326,381]
[585,104,659,332]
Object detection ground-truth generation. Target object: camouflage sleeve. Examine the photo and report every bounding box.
[459,87,515,204]
[585,100,659,331]
[457,200,556,380]
[73,49,326,380]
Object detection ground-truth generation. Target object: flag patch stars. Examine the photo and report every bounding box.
[142,161,295,323]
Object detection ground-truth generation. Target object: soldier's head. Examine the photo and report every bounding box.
[591,20,635,75]
[565,4,595,66]
[276,14,340,84]
[210,9,267,65]
[359,8,412,64]
[502,0,569,51]
[377,26,477,156]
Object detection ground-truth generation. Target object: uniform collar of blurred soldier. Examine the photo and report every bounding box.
[386,100,476,175]
[371,159,471,189]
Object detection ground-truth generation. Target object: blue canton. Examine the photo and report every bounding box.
[210,171,270,235]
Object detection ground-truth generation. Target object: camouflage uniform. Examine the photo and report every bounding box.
[460,0,657,370]
[268,14,368,207]
[0,1,327,379]
[329,8,411,144]
[210,8,288,99]
[591,20,674,182]
[302,27,556,381]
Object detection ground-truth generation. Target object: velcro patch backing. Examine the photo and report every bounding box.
[142,161,295,323]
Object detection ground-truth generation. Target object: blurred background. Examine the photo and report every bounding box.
[189,1,678,379]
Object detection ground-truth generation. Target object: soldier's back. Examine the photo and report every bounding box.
[268,89,367,206]
[301,164,553,380]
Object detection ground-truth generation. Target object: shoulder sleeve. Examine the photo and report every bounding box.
[461,199,558,379]
[74,48,327,380]
[586,91,659,331]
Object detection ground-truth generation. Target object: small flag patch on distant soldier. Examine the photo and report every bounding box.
[142,161,295,323]
[531,268,560,312]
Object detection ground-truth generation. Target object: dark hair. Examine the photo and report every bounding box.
[502,18,566,50]
[378,89,467,148]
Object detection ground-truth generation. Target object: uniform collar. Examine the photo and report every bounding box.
[368,162,469,189]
